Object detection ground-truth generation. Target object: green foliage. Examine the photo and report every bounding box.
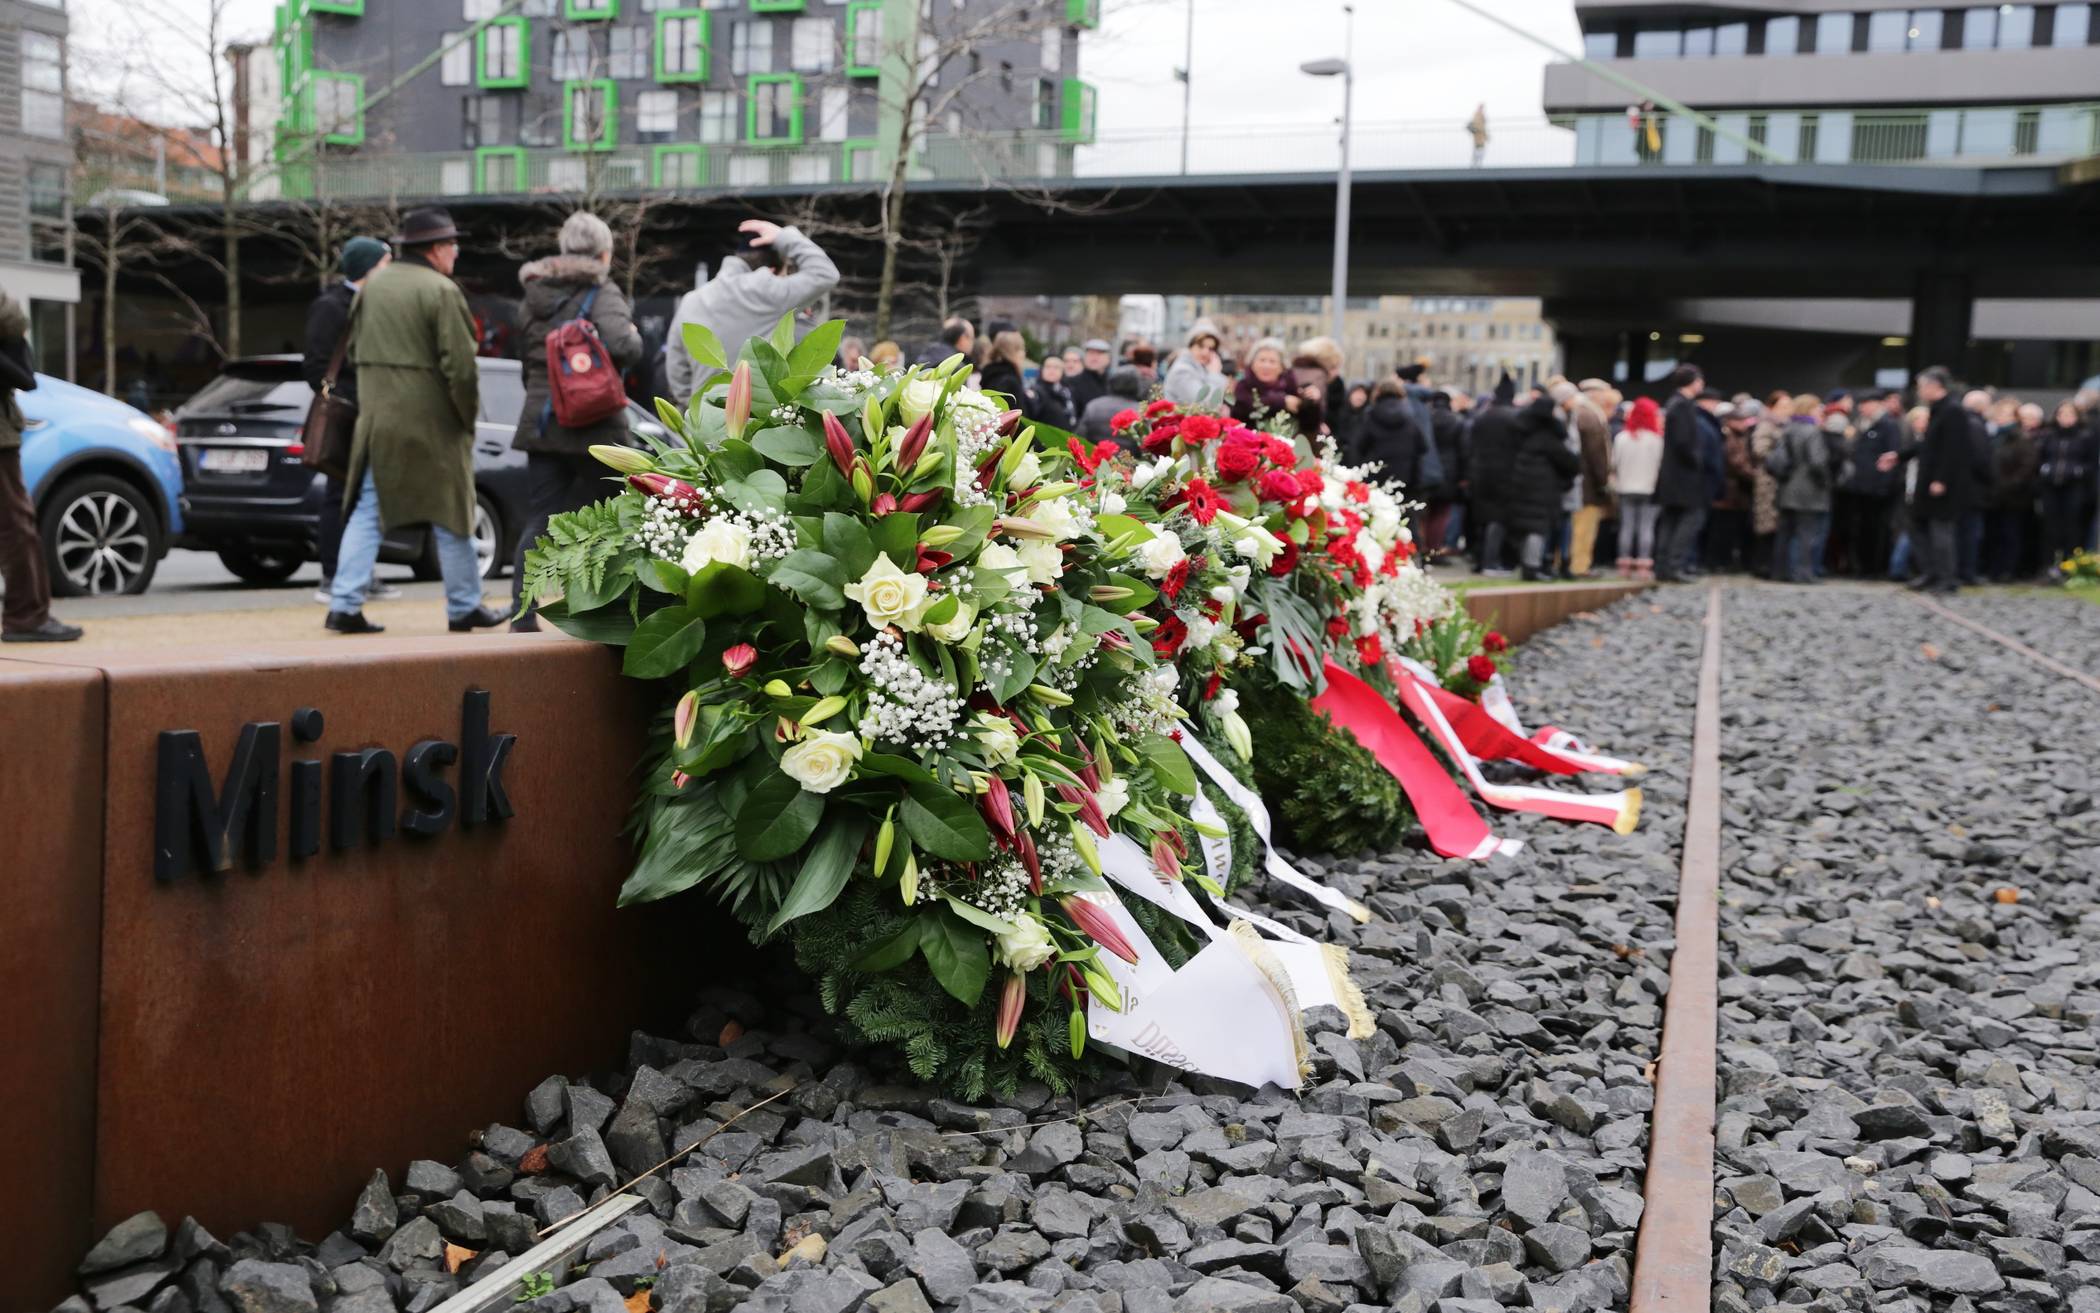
[1399,606,1505,694]
[514,1272,556,1302]
[522,496,636,615]
[1237,683,1413,856]
[1187,731,1261,895]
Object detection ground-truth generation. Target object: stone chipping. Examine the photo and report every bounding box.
[51,590,1707,1313]
[1714,582,2100,1313]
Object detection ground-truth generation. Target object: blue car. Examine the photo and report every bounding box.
[20,374,184,595]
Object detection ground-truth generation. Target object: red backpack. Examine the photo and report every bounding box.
[542,284,625,431]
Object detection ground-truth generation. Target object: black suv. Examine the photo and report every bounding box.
[172,356,669,584]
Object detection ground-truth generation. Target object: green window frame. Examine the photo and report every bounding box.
[1060,77,1096,144]
[653,143,707,187]
[751,0,806,11]
[311,71,364,145]
[844,1,882,76]
[475,146,527,193]
[564,79,619,150]
[477,17,529,89]
[565,0,618,20]
[307,0,363,15]
[1065,0,1100,28]
[653,9,709,82]
[745,73,804,145]
[840,137,881,182]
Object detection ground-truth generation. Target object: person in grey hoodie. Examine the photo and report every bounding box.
[1163,318,1226,407]
[665,220,838,406]
[1774,396,1841,583]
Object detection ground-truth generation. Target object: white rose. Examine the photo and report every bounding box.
[995,914,1057,972]
[1017,539,1064,585]
[970,712,1021,765]
[844,554,931,631]
[1032,497,1080,541]
[1214,687,1241,715]
[1370,504,1402,542]
[1098,491,1127,515]
[1136,533,1185,579]
[1210,584,1237,605]
[927,601,977,644]
[1183,613,1219,651]
[1010,451,1042,488]
[681,520,753,573]
[780,729,862,794]
[1354,529,1385,574]
[896,377,945,426]
[977,541,1025,578]
[1097,776,1130,818]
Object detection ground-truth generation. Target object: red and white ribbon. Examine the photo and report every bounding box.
[1481,674,1645,777]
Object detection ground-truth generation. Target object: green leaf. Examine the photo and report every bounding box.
[564,559,636,614]
[751,426,823,466]
[677,713,757,777]
[734,769,824,861]
[822,512,878,579]
[743,336,791,396]
[769,310,798,356]
[770,549,846,610]
[851,919,923,973]
[687,562,769,618]
[919,905,991,1006]
[710,438,764,481]
[720,470,789,518]
[765,814,869,935]
[942,895,1020,935]
[624,606,707,678]
[784,319,845,394]
[1096,513,1153,544]
[682,321,727,372]
[1138,734,1199,796]
[861,753,937,786]
[540,598,636,646]
[901,782,993,861]
[1098,572,1157,615]
[641,558,691,595]
[986,647,1037,705]
[871,512,921,570]
[936,505,996,562]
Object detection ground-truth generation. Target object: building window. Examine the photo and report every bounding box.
[28,162,67,220]
[790,16,834,71]
[846,1,882,72]
[1581,30,1617,58]
[1963,5,1998,46]
[841,138,878,180]
[1763,15,1801,54]
[747,73,804,143]
[21,32,64,139]
[1040,25,1061,70]
[731,20,774,74]
[2053,3,2092,44]
[654,143,705,186]
[727,155,772,186]
[1714,21,1747,55]
[657,11,708,80]
[1032,77,1054,130]
[1682,24,1713,57]
[521,0,558,13]
[608,26,650,77]
[564,79,618,149]
[479,18,529,88]
[554,29,597,80]
[817,83,848,139]
[1813,12,1850,52]
[567,0,619,19]
[699,89,738,141]
[1998,4,2035,47]
[1631,26,1679,57]
[787,154,830,183]
[441,31,474,85]
[463,95,504,146]
[636,88,679,135]
[464,0,499,17]
[313,73,364,143]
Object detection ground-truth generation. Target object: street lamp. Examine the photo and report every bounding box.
[1301,5,1354,346]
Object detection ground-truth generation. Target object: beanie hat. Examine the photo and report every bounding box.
[339,236,389,282]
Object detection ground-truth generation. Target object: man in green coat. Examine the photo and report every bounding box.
[326,207,503,633]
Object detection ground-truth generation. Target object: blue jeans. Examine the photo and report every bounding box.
[331,469,483,619]
[1889,531,1913,580]
[1779,510,1829,582]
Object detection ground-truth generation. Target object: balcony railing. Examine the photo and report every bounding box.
[210,108,2096,207]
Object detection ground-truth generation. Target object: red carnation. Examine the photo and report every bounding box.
[1257,469,1301,504]
[1141,424,1178,455]
[1110,408,1140,434]
[1325,616,1351,640]
[1183,478,1224,526]
[1467,654,1498,682]
[1345,481,1371,503]
[1145,398,1178,418]
[1215,440,1261,483]
[1151,613,1188,658]
[1483,630,1509,653]
[1296,469,1325,499]
[1268,538,1299,576]
[1355,633,1384,665]
[1262,436,1296,467]
[1179,414,1222,444]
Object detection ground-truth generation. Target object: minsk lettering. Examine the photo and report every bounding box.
[153,689,515,881]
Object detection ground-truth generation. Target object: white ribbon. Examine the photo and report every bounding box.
[1180,736,1372,923]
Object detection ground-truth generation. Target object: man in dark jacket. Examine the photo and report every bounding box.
[508,211,645,628]
[1959,390,1995,584]
[1889,367,1970,594]
[1080,367,1144,449]
[1066,339,1112,416]
[303,235,391,604]
[1510,393,1582,581]
[1466,375,1523,574]
[1356,380,1425,490]
[1841,392,1904,578]
[1985,403,2041,581]
[1652,366,1708,582]
[0,288,79,641]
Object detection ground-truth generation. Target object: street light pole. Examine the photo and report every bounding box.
[1177,0,1195,175]
[1300,4,1354,345]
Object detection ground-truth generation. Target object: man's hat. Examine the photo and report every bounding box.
[1082,338,1113,353]
[338,236,389,281]
[1396,363,1426,382]
[396,207,463,247]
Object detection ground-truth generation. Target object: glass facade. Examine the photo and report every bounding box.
[1561,102,2099,166]
[1590,4,2100,60]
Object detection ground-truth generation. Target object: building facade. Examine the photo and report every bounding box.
[1162,295,1560,395]
[0,0,79,373]
[258,0,1100,201]
[1543,0,2100,167]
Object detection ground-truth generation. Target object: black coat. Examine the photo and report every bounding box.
[1655,393,1706,510]
[1428,402,1467,501]
[979,359,1027,409]
[1843,413,1904,498]
[1506,396,1580,537]
[1065,367,1109,416]
[1334,400,1371,456]
[1914,395,1973,520]
[1353,395,1424,489]
[1466,402,1523,526]
[302,280,360,406]
[1032,378,1075,431]
[2038,422,2097,493]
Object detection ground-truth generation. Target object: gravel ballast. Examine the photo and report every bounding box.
[52,590,1707,1313]
[1714,583,2100,1312]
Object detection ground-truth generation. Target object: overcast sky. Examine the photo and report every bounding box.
[70,0,1579,171]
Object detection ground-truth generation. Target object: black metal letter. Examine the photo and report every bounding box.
[459,689,517,825]
[289,758,323,859]
[153,723,280,881]
[402,739,458,838]
[329,748,398,850]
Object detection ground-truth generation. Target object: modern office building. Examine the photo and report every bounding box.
[1155,295,1561,393]
[1,0,80,374]
[254,0,1101,200]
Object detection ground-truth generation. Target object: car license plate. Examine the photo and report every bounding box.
[199,448,270,475]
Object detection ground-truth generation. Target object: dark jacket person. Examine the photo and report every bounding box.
[1354,380,1425,489]
[302,235,389,590]
[0,287,77,641]
[509,212,645,627]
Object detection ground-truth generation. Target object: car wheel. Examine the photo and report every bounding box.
[216,544,305,585]
[41,473,163,597]
[473,493,505,579]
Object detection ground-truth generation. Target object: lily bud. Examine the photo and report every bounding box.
[996,408,1025,436]
[1060,896,1139,965]
[673,690,700,750]
[899,851,919,905]
[762,679,792,698]
[801,695,847,726]
[871,492,898,516]
[1055,781,1109,837]
[1032,481,1080,500]
[670,769,690,790]
[914,547,954,574]
[1023,773,1045,828]
[822,410,857,478]
[850,462,875,506]
[1016,827,1042,892]
[1221,707,1253,761]
[1074,740,1101,794]
[589,443,655,476]
[1081,964,1124,1013]
[874,811,895,873]
[1150,833,1180,880]
[936,351,966,377]
[724,361,753,443]
[1027,684,1073,707]
[919,523,964,549]
[994,971,1028,1050]
[722,643,758,678]
[996,515,1055,540]
[1068,1006,1086,1058]
[1070,820,1101,876]
[1087,585,1134,603]
[628,472,702,506]
[911,449,948,481]
[897,414,934,471]
[823,635,860,658]
[862,395,885,445]
[981,773,1016,837]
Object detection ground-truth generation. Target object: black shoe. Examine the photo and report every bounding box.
[1520,566,1546,582]
[448,605,506,632]
[1904,578,1933,592]
[325,610,385,634]
[2,617,83,642]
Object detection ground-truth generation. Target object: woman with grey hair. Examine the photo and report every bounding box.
[508,210,644,628]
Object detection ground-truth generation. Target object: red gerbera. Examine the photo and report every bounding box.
[1483,630,1509,653]
[1268,538,1299,576]
[1151,613,1188,658]
[1183,478,1224,525]
[1145,398,1178,418]
[1355,633,1384,665]
[1110,408,1140,434]
[1257,469,1301,505]
[1179,414,1222,444]
[1467,654,1498,682]
[1161,557,1192,601]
